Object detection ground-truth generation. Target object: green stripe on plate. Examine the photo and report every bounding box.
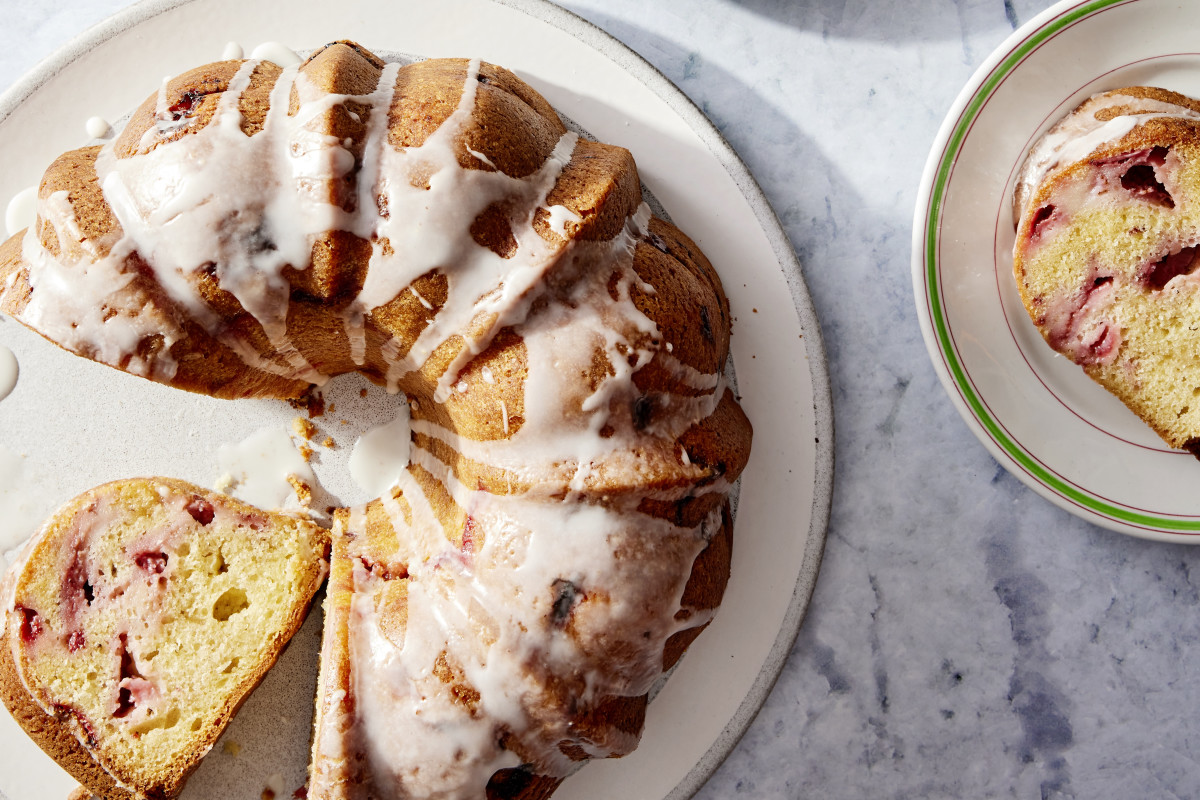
[923,0,1200,533]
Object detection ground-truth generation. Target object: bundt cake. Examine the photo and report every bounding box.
[0,478,330,800]
[0,41,752,798]
[1013,86,1200,454]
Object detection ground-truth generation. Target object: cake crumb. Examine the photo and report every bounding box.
[292,416,317,441]
[360,388,368,398]
[322,436,335,448]
[287,475,313,507]
[68,786,96,800]
[299,443,314,462]
[223,739,242,757]
[214,473,237,494]
[288,388,325,418]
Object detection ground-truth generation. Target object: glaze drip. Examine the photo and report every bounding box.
[0,46,749,800]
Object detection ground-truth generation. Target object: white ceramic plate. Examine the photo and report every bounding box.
[913,0,1200,542]
[0,1,833,798]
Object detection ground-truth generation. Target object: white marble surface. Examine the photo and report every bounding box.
[4,0,1200,797]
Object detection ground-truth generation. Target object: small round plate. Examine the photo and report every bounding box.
[914,0,1200,542]
[0,1,833,798]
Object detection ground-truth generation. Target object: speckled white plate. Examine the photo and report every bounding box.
[0,1,833,798]
[914,0,1200,542]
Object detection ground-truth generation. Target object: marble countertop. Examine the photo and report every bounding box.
[3,0,1197,797]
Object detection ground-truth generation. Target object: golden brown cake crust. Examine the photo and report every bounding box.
[0,627,133,800]
[0,41,751,800]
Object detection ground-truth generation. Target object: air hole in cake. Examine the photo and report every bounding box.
[1120,147,1175,208]
[131,707,181,734]
[114,634,146,719]
[1142,245,1200,290]
[114,688,135,719]
[191,718,202,731]
[186,497,215,525]
[222,657,240,674]
[213,588,250,621]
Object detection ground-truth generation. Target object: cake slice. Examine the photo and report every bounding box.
[0,478,330,800]
[1013,87,1200,453]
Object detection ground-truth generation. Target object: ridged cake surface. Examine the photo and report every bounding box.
[0,41,752,799]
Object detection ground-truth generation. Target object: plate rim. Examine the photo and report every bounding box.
[0,0,835,797]
[909,0,1200,543]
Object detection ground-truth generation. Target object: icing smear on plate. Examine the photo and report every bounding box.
[215,425,317,511]
[0,344,16,401]
[4,187,36,239]
[347,404,412,497]
[0,446,52,570]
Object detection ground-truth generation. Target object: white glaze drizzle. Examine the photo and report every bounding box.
[7,50,733,800]
[0,343,16,401]
[17,191,182,380]
[85,116,112,140]
[4,186,37,238]
[250,42,301,68]
[342,447,721,797]
[348,404,412,497]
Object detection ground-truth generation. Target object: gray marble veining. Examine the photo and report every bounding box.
[5,0,1200,797]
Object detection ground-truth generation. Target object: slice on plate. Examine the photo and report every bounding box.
[1014,86,1200,454]
[0,478,330,800]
